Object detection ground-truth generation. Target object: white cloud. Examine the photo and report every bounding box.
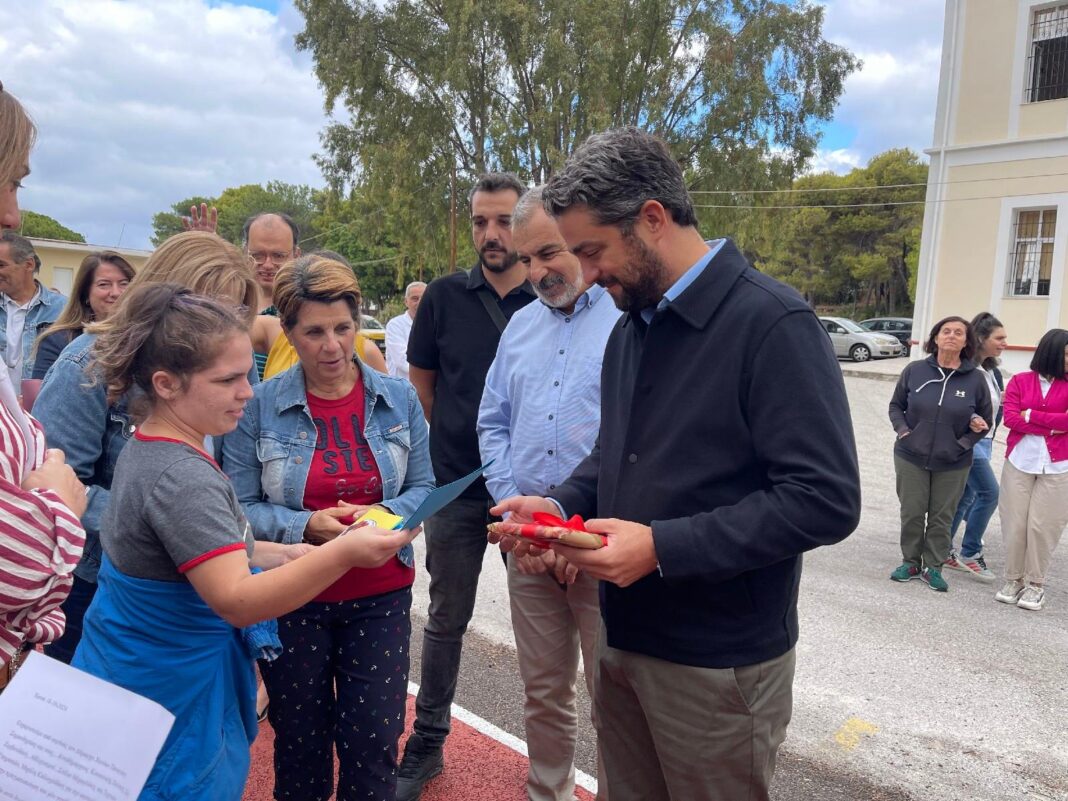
[816,0,946,167]
[806,148,865,175]
[2,0,328,248]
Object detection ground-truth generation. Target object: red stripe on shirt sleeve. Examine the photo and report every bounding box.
[177,542,248,573]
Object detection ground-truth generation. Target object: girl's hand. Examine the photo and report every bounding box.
[331,523,422,569]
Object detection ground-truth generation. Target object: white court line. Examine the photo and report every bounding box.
[408,681,598,794]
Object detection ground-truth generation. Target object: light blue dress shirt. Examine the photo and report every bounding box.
[478,284,622,504]
[640,238,726,324]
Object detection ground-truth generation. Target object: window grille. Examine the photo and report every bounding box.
[1027,4,1068,102]
[1007,208,1056,297]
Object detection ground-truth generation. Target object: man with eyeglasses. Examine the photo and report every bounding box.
[242,212,301,315]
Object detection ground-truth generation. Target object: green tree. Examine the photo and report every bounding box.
[294,0,858,274]
[18,210,85,243]
[151,183,320,247]
[746,148,928,315]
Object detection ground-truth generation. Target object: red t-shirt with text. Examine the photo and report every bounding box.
[304,379,413,602]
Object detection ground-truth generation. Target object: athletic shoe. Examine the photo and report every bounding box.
[994,579,1025,604]
[1017,585,1046,611]
[890,563,921,582]
[943,551,967,571]
[957,552,996,581]
[396,735,444,801]
[921,567,949,592]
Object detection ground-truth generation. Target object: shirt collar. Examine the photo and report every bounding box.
[544,283,607,317]
[2,282,42,311]
[639,239,725,324]
[466,262,536,296]
[275,358,395,413]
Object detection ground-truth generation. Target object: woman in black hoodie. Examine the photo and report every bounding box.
[888,316,993,592]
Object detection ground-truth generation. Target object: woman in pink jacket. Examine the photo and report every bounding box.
[996,328,1068,611]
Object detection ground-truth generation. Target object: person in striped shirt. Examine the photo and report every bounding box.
[0,80,87,680]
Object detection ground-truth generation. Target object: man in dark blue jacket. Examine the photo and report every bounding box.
[493,127,861,801]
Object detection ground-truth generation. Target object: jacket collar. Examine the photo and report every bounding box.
[273,358,396,414]
[623,238,748,331]
[2,280,61,311]
[923,354,979,374]
[466,262,536,296]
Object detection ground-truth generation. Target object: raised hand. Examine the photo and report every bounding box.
[182,203,218,234]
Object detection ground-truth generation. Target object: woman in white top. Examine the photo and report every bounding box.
[946,312,1007,580]
[995,328,1068,611]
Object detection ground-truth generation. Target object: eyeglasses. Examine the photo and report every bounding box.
[247,251,293,266]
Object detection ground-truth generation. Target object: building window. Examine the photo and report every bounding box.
[1027,4,1068,102]
[1007,208,1056,297]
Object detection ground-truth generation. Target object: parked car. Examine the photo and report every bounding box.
[819,316,903,362]
[859,317,913,356]
[360,314,387,354]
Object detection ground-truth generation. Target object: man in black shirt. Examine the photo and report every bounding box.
[494,128,861,801]
[398,173,535,799]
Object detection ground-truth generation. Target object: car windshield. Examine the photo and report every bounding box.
[837,319,867,334]
[361,316,384,330]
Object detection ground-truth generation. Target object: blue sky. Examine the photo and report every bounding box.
[2,0,945,249]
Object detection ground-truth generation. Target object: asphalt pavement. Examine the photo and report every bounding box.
[408,365,1068,801]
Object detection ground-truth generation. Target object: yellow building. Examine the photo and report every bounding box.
[28,237,151,297]
[916,0,1068,370]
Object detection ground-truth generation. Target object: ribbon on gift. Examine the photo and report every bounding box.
[531,512,589,532]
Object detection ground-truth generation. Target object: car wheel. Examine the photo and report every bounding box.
[850,344,871,362]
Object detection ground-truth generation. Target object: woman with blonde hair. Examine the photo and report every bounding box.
[34,230,260,662]
[32,251,135,378]
[0,80,87,681]
[223,254,434,800]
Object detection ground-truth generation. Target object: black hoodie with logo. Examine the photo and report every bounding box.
[888,355,994,472]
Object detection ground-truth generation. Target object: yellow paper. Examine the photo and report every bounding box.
[353,507,404,530]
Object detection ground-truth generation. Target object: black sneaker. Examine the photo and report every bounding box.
[396,735,444,801]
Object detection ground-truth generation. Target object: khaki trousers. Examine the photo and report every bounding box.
[508,556,605,801]
[592,624,795,801]
[999,459,1068,584]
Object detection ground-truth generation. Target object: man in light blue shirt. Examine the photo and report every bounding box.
[478,186,619,801]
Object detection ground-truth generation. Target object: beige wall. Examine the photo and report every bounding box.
[30,238,151,297]
[953,0,1018,144]
[928,157,1068,372]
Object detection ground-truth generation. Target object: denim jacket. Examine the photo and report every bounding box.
[0,283,65,380]
[33,333,134,582]
[221,361,435,567]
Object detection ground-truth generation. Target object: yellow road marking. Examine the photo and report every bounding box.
[834,717,879,750]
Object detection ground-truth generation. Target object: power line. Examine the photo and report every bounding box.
[689,168,1068,195]
[693,186,1068,210]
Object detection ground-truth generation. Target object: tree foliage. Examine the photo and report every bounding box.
[19,210,85,243]
[744,148,928,315]
[150,182,320,247]
[294,0,858,274]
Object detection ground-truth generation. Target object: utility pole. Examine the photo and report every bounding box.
[449,159,457,273]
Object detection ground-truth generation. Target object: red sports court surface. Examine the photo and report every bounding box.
[242,691,596,801]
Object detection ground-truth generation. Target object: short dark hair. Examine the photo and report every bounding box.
[467,172,526,206]
[242,212,300,249]
[542,126,698,229]
[970,311,1004,370]
[924,315,977,362]
[1030,328,1068,379]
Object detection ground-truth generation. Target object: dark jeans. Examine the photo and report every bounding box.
[949,443,999,558]
[412,496,497,748]
[261,586,412,801]
[43,574,97,664]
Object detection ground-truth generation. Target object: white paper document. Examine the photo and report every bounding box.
[0,651,175,801]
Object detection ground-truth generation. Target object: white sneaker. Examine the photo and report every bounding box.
[1017,585,1046,611]
[994,579,1025,604]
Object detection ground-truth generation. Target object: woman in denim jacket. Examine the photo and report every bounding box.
[221,255,434,801]
[33,231,260,663]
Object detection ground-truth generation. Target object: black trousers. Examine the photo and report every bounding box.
[262,585,412,801]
